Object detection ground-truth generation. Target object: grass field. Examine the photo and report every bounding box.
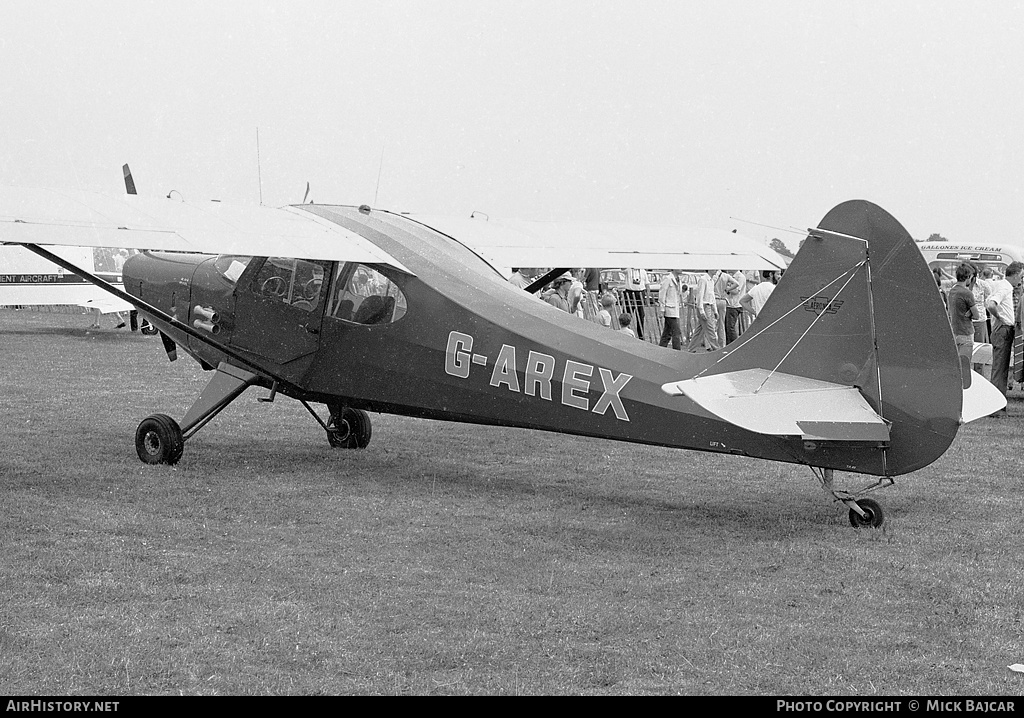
[2,307,1024,696]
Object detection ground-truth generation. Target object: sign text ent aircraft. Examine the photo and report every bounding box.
[0,183,1004,527]
[0,244,134,315]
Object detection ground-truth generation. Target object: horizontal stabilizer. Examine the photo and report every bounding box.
[662,368,890,442]
[961,369,1006,423]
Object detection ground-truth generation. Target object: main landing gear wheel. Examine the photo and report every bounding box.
[326,407,372,449]
[135,414,184,465]
[848,498,885,528]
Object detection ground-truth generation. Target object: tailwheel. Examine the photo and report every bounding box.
[135,413,184,465]
[814,467,892,528]
[848,498,885,528]
[326,407,372,449]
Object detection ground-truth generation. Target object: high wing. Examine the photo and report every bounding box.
[404,214,788,270]
[0,186,411,272]
[2,186,786,275]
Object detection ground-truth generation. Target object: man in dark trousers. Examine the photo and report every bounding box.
[986,261,1023,415]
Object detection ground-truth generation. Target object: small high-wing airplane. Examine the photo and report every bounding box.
[0,173,1006,528]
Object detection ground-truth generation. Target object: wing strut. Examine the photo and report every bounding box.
[525,268,570,294]
[15,243,292,389]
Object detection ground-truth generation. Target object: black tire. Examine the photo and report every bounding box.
[327,407,372,449]
[849,498,884,528]
[348,409,372,448]
[135,414,184,465]
[140,322,158,336]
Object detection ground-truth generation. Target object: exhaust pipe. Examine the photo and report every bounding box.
[193,305,219,323]
[193,319,221,335]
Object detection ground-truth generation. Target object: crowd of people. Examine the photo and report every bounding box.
[655,268,781,351]
[509,266,781,351]
[942,260,1023,416]
[511,261,1022,414]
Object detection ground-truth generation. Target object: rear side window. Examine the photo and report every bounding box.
[328,263,407,325]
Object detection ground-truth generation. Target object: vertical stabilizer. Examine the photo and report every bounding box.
[711,200,961,476]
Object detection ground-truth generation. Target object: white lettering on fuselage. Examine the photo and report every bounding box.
[444,330,633,421]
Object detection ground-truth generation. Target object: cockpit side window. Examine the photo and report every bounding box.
[329,263,407,324]
[252,257,325,311]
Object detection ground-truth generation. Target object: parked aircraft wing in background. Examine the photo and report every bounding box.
[0,243,131,312]
[406,215,788,271]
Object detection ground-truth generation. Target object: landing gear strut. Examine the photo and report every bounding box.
[133,362,260,466]
[814,467,891,528]
[132,361,376,465]
[299,401,373,449]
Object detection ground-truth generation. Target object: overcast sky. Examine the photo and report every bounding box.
[2,1,1022,251]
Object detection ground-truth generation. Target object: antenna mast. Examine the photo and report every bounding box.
[374,144,385,206]
[256,127,264,206]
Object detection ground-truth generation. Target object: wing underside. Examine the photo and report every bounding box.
[2,186,789,274]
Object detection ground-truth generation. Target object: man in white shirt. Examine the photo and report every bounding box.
[712,269,731,347]
[569,268,587,316]
[687,270,720,352]
[740,270,780,321]
[508,268,531,289]
[621,268,649,340]
[657,269,688,350]
[977,267,997,340]
[985,261,1023,410]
